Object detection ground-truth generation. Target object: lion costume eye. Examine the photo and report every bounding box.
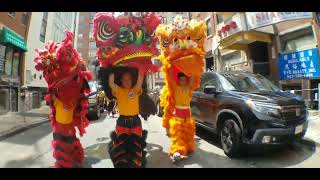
[173,37,178,42]
[98,22,115,41]
[162,38,169,47]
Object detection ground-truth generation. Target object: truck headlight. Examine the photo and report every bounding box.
[246,99,281,118]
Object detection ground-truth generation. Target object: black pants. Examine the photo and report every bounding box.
[108,115,147,168]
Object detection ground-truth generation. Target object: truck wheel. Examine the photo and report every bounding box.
[220,119,242,158]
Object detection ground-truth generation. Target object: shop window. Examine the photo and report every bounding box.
[280,26,316,52]
[21,12,29,26]
[206,18,212,36]
[222,51,241,69]
[40,12,48,43]
[12,51,20,78]
[2,47,21,79]
[4,47,13,76]
[8,12,15,18]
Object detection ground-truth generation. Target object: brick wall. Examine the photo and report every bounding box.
[0,12,29,38]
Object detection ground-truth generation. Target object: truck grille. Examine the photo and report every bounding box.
[280,105,306,125]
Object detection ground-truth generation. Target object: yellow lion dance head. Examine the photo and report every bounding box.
[156,16,207,78]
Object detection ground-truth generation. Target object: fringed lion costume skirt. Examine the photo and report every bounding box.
[108,115,147,168]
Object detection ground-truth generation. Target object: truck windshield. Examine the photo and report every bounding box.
[218,73,280,92]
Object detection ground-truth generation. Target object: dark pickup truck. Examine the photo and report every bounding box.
[191,71,308,158]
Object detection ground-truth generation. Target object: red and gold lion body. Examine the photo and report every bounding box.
[34,31,93,168]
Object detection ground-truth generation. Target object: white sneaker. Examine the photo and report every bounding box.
[173,152,181,160]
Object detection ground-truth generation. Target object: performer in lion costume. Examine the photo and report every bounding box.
[34,31,93,168]
[156,16,207,161]
[93,12,161,168]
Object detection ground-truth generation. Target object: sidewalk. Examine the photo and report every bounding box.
[0,105,50,140]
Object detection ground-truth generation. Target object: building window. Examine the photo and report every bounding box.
[78,33,83,39]
[2,47,21,78]
[39,12,48,43]
[216,14,223,24]
[89,23,94,39]
[8,12,16,18]
[21,12,29,26]
[89,12,96,22]
[89,50,96,58]
[89,41,96,50]
[206,18,212,37]
[280,26,316,52]
[175,12,183,14]
[77,42,82,48]
[162,17,167,24]
[79,15,84,22]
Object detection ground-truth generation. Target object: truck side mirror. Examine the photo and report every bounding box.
[204,86,217,95]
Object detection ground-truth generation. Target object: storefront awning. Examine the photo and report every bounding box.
[0,27,27,52]
[219,31,272,50]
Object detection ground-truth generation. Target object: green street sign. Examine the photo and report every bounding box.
[0,27,27,52]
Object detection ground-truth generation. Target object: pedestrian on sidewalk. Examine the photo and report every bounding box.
[34,31,93,168]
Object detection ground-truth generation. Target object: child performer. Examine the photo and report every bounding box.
[108,69,147,168]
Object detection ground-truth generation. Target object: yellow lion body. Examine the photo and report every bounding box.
[156,16,207,156]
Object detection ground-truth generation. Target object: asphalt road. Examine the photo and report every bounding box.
[0,113,319,168]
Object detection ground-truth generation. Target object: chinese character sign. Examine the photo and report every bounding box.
[278,48,320,80]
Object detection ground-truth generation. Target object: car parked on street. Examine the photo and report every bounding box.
[87,81,106,120]
[148,85,164,117]
[191,71,308,158]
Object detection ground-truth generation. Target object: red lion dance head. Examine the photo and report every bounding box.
[34,31,93,102]
[93,12,161,74]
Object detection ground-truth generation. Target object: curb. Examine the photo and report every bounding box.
[0,118,50,141]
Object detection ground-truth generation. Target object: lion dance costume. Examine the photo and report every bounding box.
[34,31,93,168]
[156,16,207,158]
[93,12,161,168]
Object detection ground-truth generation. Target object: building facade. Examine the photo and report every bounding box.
[0,12,31,114]
[76,12,98,79]
[209,12,320,109]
